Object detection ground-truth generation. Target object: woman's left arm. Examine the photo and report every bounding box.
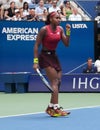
[60,24,71,47]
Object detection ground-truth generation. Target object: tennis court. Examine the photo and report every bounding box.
[0,92,100,130]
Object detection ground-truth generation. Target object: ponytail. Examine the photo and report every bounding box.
[45,13,51,25]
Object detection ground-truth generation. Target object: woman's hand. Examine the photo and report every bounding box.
[33,63,39,71]
[66,24,71,30]
[66,24,71,36]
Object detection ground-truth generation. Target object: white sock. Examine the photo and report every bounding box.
[53,104,60,110]
[48,103,54,107]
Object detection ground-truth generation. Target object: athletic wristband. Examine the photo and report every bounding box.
[66,30,71,36]
[33,58,38,64]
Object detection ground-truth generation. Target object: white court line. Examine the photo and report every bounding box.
[0,105,100,119]
[65,62,95,74]
[65,62,87,74]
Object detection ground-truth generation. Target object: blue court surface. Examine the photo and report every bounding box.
[0,106,100,130]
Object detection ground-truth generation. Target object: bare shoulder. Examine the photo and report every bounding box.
[58,26,64,33]
[39,26,47,34]
[38,26,47,38]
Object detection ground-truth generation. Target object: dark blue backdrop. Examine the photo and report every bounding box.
[0,21,95,73]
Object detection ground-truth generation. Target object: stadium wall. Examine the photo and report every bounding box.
[0,21,98,92]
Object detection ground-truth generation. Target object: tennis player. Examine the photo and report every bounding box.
[33,11,71,117]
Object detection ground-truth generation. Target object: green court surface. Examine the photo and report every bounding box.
[0,92,100,117]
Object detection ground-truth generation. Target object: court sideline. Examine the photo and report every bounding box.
[0,92,100,117]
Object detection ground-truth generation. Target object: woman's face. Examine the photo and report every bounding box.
[50,13,61,26]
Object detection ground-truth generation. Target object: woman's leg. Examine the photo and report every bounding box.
[45,66,62,104]
[45,66,70,116]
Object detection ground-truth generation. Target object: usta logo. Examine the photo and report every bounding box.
[72,24,88,28]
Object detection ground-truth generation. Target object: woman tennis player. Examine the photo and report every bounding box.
[33,11,71,117]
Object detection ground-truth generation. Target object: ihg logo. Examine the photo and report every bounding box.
[72,77,100,90]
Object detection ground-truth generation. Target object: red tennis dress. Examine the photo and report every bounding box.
[39,25,62,71]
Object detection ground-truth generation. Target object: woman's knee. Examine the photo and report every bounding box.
[52,78,59,86]
[51,78,61,91]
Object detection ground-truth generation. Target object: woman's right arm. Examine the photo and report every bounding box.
[33,26,46,70]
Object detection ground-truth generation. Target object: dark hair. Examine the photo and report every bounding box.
[0,4,2,7]
[64,0,68,5]
[45,11,57,25]
[98,56,100,59]
[45,13,51,25]
[23,2,29,10]
[87,57,92,62]
[10,1,15,5]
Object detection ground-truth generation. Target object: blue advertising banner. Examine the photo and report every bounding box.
[28,74,100,92]
[61,74,100,92]
[0,21,95,73]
